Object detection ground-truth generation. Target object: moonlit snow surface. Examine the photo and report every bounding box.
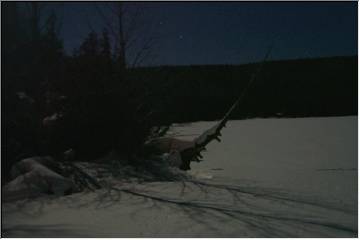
[2,116,357,237]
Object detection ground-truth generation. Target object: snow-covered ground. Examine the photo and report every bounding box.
[2,116,357,237]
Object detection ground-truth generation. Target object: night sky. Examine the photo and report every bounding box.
[47,2,357,66]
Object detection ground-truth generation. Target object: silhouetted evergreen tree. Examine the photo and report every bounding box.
[100,29,111,61]
[2,2,65,182]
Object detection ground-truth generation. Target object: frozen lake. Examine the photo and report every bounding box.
[2,116,357,237]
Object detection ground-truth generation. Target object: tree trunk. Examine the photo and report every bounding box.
[118,2,126,69]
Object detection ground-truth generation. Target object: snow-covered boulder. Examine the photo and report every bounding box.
[10,156,62,179]
[146,137,195,153]
[3,157,74,201]
[42,112,64,127]
[16,91,35,104]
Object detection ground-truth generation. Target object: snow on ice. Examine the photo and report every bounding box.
[2,116,357,237]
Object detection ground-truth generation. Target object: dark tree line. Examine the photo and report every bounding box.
[3,2,65,182]
[133,56,357,123]
[2,3,167,183]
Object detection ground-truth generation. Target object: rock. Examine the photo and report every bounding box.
[4,157,74,201]
[10,156,61,179]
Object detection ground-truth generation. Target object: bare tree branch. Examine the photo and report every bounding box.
[94,2,158,68]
